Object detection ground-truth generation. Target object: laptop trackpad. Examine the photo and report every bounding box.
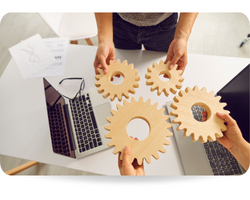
[94,103,112,126]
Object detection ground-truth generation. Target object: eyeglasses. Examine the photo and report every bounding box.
[59,77,85,101]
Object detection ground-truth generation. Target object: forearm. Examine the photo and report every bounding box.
[229,140,250,171]
[95,13,113,44]
[175,13,198,41]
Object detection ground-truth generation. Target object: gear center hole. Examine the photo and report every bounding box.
[126,118,150,141]
[110,72,124,85]
[159,71,171,82]
[191,103,211,122]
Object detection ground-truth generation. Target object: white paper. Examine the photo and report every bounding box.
[30,37,69,78]
[8,34,56,79]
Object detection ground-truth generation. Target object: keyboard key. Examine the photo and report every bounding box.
[90,111,98,129]
[93,139,97,147]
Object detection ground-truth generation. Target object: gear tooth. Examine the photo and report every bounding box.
[215,95,222,102]
[173,95,180,102]
[105,132,112,138]
[122,60,127,65]
[208,134,216,142]
[106,117,113,123]
[193,86,199,91]
[159,60,164,65]
[116,103,123,110]
[137,157,143,166]
[179,76,184,82]
[97,68,104,75]
[110,109,117,116]
[138,96,144,103]
[95,75,101,81]
[146,78,153,86]
[221,103,227,108]
[150,83,158,92]
[94,81,101,87]
[201,87,207,93]
[215,132,224,138]
[113,146,121,155]
[176,123,185,131]
[165,130,173,137]
[135,75,140,81]
[131,97,136,103]
[117,93,122,101]
[175,83,182,89]
[199,135,207,143]
[152,102,158,109]
[152,151,160,160]
[107,139,116,147]
[191,133,199,142]
[145,156,151,164]
[152,62,157,68]
[133,82,139,88]
[145,73,151,79]
[170,102,178,109]
[159,107,165,114]
[102,91,109,98]
[146,98,151,105]
[164,115,170,121]
[116,59,121,64]
[177,69,183,76]
[104,124,111,131]
[170,110,178,117]
[147,66,153,72]
[110,93,116,101]
[209,90,215,96]
[159,145,166,153]
[97,86,104,94]
[123,91,129,99]
[178,90,185,97]
[123,99,129,105]
[184,130,191,137]
[185,87,192,93]
[163,138,171,145]
[170,87,177,95]
[128,64,134,70]
[128,88,136,94]
[163,88,170,97]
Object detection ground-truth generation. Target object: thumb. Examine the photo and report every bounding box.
[169,52,181,69]
[99,55,108,74]
[216,112,237,127]
[122,145,131,167]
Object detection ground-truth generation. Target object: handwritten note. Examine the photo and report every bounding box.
[9,34,56,79]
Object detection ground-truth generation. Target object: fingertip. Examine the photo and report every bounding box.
[134,137,139,141]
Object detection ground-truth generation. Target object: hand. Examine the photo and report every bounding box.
[93,41,115,75]
[202,111,244,151]
[165,38,187,74]
[118,137,145,176]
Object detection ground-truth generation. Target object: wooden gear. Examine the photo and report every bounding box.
[104,97,173,165]
[170,86,230,143]
[95,59,140,101]
[145,60,184,96]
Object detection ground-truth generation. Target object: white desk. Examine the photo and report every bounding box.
[0,45,249,175]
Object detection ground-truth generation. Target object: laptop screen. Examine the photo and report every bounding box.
[217,64,249,143]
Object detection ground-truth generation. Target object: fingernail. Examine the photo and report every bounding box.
[169,64,174,69]
[104,68,107,74]
[125,145,128,151]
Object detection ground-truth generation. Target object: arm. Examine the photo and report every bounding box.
[216,112,250,171]
[166,13,198,73]
[93,13,115,74]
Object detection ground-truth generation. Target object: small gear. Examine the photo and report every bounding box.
[104,97,173,165]
[145,60,184,96]
[170,86,230,143]
[95,59,140,101]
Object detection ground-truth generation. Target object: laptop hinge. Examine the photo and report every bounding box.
[63,104,76,152]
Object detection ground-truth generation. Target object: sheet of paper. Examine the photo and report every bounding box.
[30,37,69,78]
[8,34,56,79]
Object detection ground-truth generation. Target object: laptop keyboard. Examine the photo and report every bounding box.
[47,103,71,157]
[70,93,103,153]
[192,105,242,175]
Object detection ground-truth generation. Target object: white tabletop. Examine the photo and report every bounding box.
[0,44,249,175]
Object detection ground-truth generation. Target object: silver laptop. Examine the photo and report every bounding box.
[43,78,112,159]
[166,64,249,175]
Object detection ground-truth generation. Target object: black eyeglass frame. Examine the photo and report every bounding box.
[58,77,85,101]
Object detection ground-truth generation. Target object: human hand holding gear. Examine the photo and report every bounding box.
[145,60,184,97]
[170,86,230,143]
[105,97,173,165]
[95,59,140,101]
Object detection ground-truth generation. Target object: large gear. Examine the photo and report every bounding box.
[95,59,140,101]
[170,86,230,143]
[104,97,173,165]
[145,60,184,96]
